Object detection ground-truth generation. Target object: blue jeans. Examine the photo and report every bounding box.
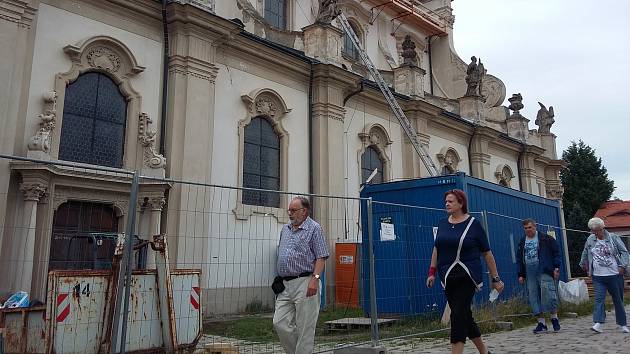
[526,263,558,315]
[592,274,627,326]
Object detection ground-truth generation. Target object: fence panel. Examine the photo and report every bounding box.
[151,177,373,353]
[3,153,617,353]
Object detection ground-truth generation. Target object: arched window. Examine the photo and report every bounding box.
[59,72,127,168]
[264,0,287,29]
[342,21,360,60]
[361,146,384,184]
[242,117,281,207]
[495,164,514,188]
[441,165,455,175]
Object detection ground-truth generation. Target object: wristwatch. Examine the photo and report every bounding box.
[313,274,320,279]
[491,275,501,283]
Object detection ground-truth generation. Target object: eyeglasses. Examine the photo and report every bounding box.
[287,207,305,214]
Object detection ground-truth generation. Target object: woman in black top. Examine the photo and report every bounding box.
[426,189,504,354]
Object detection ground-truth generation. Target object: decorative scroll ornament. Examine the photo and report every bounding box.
[27,91,58,153]
[255,96,278,117]
[138,113,167,169]
[86,46,121,73]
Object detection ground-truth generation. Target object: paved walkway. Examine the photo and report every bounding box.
[197,305,630,353]
[385,304,630,353]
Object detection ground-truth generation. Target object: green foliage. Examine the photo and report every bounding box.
[561,140,615,275]
[561,140,615,227]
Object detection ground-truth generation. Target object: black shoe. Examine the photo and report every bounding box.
[533,322,548,334]
[551,318,560,332]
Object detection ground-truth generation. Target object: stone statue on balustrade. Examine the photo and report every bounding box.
[535,102,555,133]
[401,35,418,66]
[316,0,341,24]
[465,56,486,97]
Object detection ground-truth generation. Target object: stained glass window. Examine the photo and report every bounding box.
[59,72,127,168]
[361,146,384,184]
[243,117,281,207]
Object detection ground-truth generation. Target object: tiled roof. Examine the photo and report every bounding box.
[595,200,630,229]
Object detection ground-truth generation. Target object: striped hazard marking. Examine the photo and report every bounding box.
[56,293,70,323]
[190,287,200,310]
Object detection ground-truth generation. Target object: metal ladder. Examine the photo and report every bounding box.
[337,12,440,177]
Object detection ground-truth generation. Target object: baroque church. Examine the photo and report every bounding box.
[0,0,564,313]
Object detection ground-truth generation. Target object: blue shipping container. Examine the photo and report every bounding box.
[360,172,567,317]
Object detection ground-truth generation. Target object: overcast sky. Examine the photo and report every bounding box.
[451,0,630,200]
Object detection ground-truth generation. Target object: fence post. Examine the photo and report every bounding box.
[110,171,140,354]
[366,197,380,347]
[481,210,498,319]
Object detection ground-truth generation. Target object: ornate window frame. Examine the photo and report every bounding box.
[50,36,146,170]
[358,123,392,184]
[234,88,291,222]
[342,18,365,61]
[339,1,370,67]
[259,0,293,30]
[495,164,514,188]
[437,147,461,175]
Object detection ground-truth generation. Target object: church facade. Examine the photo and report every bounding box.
[0,0,564,313]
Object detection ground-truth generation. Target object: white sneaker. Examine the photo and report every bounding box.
[621,326,630,333]
[591,322,603,333]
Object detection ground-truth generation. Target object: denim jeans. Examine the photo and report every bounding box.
[526,263,558,315]
[592,274,627,326]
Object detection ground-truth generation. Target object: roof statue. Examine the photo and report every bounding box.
[535,102,555,133]
[316,0,341,25]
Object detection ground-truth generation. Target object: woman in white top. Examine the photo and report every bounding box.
[579,217,629,333]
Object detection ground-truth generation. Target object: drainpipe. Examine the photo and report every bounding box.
[159,0,170,156]
[506,120,526,191]
[517,143,525,191]
[427,35,435,95]
[308,62,314,198]
[343,80,365,106]
[467,125,476,176]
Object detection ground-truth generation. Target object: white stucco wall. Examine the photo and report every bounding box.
[211,65,310,193]
[427,134,470,174]
[26,3,163,160]
[343,102,405,196]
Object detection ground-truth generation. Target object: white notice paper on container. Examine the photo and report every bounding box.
[380,223,396,241]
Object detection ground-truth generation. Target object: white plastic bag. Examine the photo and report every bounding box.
[0,291,29,309]
[558,279,589,305]
[489,288,499,303]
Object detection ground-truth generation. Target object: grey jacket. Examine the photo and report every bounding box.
[579,230,629,276]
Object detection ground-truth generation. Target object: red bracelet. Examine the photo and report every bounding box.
[428,266,437,277]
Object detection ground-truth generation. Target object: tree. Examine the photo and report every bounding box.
[561,140,615,276]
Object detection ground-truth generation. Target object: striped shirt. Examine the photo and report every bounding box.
[277,217,329,277]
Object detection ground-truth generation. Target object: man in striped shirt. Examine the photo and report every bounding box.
[273,196,329,354]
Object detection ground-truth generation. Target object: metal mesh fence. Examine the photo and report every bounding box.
[2,153,618,353]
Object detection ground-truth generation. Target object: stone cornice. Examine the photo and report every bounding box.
[167,1,241,40]
[0,0,38,28]
[490,137,522,154]
[106,0,162,20]
[402,100,443,117]
[10,161,170,193]
[470,152,491,165]
[313,102,345,122]
[312,63,361,88]
[223,37,312,80]
[522,144,546,157]
[169,55,219,82]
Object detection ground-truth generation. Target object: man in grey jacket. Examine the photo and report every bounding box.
[579,217,629,333]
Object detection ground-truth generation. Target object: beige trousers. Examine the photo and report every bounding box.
[273,276,321,354]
